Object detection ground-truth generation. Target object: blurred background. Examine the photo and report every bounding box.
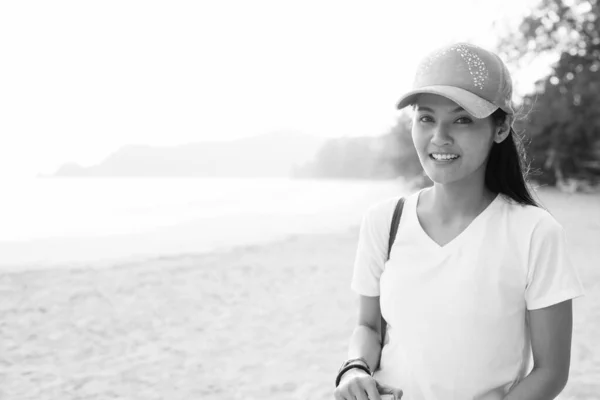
[0,0,599,399]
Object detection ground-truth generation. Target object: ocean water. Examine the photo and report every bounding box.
[0,177,408,269]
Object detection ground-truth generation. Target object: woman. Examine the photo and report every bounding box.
[333,43,585,400]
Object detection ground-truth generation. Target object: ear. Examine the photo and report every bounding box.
[493,117,512,144]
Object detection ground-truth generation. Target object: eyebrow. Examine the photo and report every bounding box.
[417,106,465,113]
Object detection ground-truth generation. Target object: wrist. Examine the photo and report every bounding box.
[340,367,370,381]
[336,365,372,387]
[335,357,373,387]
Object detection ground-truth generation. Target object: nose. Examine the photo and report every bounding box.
[431,123,453,146]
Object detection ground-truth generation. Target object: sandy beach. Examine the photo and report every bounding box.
[0,187,598,400]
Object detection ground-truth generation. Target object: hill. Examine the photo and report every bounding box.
[51,132,324,178]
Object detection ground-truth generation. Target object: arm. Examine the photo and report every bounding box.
[346,294,384,374]
[503,300,573,400]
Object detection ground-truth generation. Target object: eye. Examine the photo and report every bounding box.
[418,115,434,123]
[455,116,473,124]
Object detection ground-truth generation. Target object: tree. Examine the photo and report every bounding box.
[498,0,600,186]
[291,111,425,181]
[387,112,427,182]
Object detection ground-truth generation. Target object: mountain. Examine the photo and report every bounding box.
[51,131,325,178]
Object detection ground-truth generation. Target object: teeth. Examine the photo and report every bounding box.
[431,153,459,160]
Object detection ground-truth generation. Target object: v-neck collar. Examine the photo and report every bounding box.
[413,188,501,251]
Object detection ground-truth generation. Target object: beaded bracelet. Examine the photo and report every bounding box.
[335,363,372,387]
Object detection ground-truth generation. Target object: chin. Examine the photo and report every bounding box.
[422,168,460,185]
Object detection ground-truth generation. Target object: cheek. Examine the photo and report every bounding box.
[464,134,495,164]
[411,126,428,152]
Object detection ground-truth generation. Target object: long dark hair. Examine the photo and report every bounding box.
[487,109,541,208]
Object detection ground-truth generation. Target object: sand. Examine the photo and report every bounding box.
[0,187,598,400]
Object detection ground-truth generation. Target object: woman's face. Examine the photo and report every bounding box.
[411,94,498,186]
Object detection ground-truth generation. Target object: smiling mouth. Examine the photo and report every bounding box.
[430,153,460,161]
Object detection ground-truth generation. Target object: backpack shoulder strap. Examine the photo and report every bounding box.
[381,196,405,348]
[387,197,406,261]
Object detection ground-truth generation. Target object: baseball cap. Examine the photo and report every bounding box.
[396,43,515,119]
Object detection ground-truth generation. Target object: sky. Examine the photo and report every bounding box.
[0,0,548,178]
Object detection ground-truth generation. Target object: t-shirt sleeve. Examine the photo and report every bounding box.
[525,215,585,310]
[350,199,396,297]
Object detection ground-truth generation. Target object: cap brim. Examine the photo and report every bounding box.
[396,85,498,119]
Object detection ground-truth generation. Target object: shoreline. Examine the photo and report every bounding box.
[0,178,409,272]
[0,225,359,275]
[1,184,598,273]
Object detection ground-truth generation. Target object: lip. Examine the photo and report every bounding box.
[429,151,460,156]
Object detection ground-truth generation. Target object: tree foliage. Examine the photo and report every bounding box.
[293,112,426,181]
[387,112,428,182]
[499,0,600,185]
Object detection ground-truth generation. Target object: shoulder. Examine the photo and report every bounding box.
[367,195,405,214]
[362,195,405,226]
[496,194,564,237]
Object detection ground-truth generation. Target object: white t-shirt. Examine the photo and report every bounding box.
[351,188,585,400]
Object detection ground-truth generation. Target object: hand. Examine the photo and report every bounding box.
[376,381,404,400]
[333,369,403,400]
